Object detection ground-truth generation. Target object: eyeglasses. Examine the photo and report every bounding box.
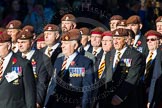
[146,38,158,42]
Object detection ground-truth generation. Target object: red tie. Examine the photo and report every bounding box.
[0,57,4,80]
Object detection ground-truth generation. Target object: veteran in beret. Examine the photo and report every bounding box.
[0,30,36,108]
[109,15,123,31]
[143,30,162,108]
[36,33,46,49]
[80,27,91,51]
[155,16,162,45]
[45,29,94,108]
[16,31,53,108]
[104,28,143,108]
[40,24,62,66]
[126,15,148,55]
[61,13,77,33]
[6,20,22,53]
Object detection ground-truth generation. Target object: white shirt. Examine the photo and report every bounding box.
[3,52,13,72]
[113,47,127,68]
[45,43,60,57]
[133,32,141,47]
[92,47,102,56]
[22,50,35,60]
[65,52,78,69]
[84,44,90,51]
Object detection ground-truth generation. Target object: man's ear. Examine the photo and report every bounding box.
[55,32,60,40]
[72,22,77,29]
[139,24,143,30]
[74,42,79,50]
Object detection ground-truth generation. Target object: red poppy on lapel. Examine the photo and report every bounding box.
[135,40,142,47]
[31,59,36,65]
[12,58,17,64]
[70,61,75,66]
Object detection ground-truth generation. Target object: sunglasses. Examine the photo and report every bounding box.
[146,38,158,42]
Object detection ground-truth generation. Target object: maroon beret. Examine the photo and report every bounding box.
[112,28,129,37]
[145,30,162,37]
[61,14,76,22]
[126,15,141,24]
[44,24,59,31]
[6,20,22,29]
[61,29,81,41]
[17,31,34,40]
[0,30,11,43]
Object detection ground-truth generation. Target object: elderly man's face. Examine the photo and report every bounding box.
[101,36,113,52]
[90,34,102,47]
[81,35,89,47]
[36,41,46,49]
[146,36,159,51]
[61,21,75,32]
[0,42,11,58]
[7,29,19,42]
[110,20,120,31]
[127,24,141,35]
[44,31,59,46]
[156,22,162,34]
[61,41,78,57]
[113,36,126,50]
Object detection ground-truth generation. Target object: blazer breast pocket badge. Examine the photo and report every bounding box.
[69,67,85,77]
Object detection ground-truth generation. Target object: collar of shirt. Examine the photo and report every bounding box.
[84,44,90,51]
[146,50,157,63]
[22,50,35,60]
[3,51,13,72]
[133,32,141,47]
[93,47,102,55]
[113,47,127,68]
[65,52,78,69]
[45,43,60,55]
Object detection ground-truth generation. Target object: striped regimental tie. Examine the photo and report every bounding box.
[0,57,4,80]
[98,60,105,78]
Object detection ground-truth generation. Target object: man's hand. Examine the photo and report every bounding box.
[111,95,123,105]
[36,103,41,108]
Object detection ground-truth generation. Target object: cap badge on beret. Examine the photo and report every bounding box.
[25,29,29,32]
[160,18,162,22]
[9,24,14,29]
[65,35,69,40]
[47,26,52,31]
[115,31,119,35]
[21,35,26,38]
[65,17,69,21]
[80,31,83,35]
[121,22,124,25]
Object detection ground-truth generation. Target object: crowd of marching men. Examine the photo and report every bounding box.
[0,13,162,108]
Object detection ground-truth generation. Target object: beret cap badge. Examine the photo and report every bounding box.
[9,24,14,29]
[47,26,52,31]
[115,31,119,35]
[65,35,69,40]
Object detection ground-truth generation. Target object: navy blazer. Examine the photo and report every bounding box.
[46,53,94,108]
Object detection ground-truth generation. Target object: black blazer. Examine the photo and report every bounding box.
[39,44,62,66]
[0,52,36,108]
[105,47,144,108]
[17,50,53,107]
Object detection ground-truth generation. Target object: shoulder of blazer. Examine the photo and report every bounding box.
[39,46,47,53]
